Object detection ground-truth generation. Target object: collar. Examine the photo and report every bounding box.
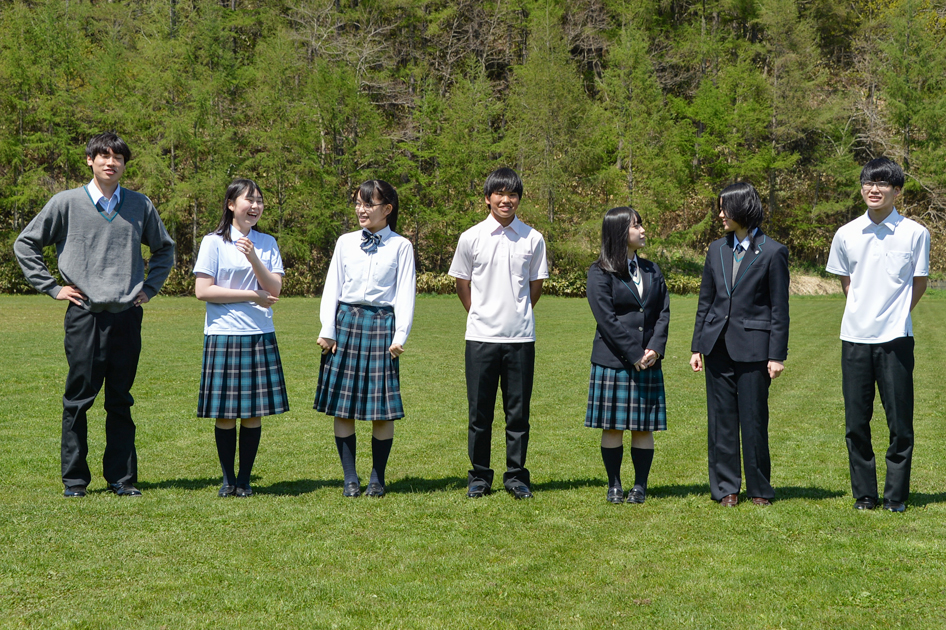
[734,227,759,251]
[486,213,525,236]
[365,225,392,241]
[87,179,122,205]
[868,207,902,232]
[230,225,252,241]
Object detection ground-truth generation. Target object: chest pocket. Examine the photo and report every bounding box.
[884,251,912,280]
[371,258,398,286]
[510,253,529,280]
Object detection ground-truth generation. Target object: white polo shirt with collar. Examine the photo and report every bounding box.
[449,214,549,343]
[826,208,930,343]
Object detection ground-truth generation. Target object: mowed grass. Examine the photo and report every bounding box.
[1,293,946,629]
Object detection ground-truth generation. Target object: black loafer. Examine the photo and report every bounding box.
[107,482,142,497]
[507,484,533,500]
[882,500,906,513]
[606,486,625,504]
[343,481,361,497]
[854,496,877,510]
[627,486,646,504]
[466,482,491,498]
[365,482,386,497]
[218,484,236,497]
[64,485,87,498]
[235,485,253,498]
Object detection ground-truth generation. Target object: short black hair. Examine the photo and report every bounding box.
[356,180,399,233]
[483,167,523,199]
[596,206,643,277]
[86,132,131,163]
[718,182,764,232]
[214,178,263,242]
[860,157,905,189]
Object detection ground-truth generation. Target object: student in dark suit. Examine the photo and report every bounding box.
[689,182,789,507]
[585,207,670,504]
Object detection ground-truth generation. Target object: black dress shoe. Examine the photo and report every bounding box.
[235,485,253,498]
[343,481,361,497]
[63,485,87,498]
[854,496,877,510]
[882,499,906,513]
[107,482,142,497]
[606,486,625,504]
[365,482,386,497]
[218,484,236,497]
[627,486,646,504]
[466,482,491,498]
[507,484,533,500]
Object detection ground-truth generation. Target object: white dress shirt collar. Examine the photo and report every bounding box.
[87,179,122,214]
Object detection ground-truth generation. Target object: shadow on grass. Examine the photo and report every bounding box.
[532,477,602,492]
[137,477,340,496]
[908,491,946,507]
[775,486,847,500]
[137,477,222,492]
[647,483,711,498]
[387,476,468,494]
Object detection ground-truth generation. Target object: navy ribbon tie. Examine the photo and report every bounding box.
[628,259,637,275]
[734,244,744,254]
[361,230,381,254]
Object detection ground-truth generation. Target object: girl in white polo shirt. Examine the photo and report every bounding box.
[194,178,288,498]
[315,180,416,498]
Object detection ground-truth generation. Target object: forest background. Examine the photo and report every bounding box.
[0,0,944,297]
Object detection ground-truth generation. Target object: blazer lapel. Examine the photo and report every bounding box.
[720,233,735,296]
[731,232,767,293]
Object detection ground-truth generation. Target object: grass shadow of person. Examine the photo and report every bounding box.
[386,475,468,494]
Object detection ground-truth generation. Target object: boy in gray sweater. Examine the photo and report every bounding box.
[14,132,175,497]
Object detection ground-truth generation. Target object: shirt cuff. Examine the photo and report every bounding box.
[318,326,336,341]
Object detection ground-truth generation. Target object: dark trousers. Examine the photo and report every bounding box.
[842,337,914,504]
[704,339,773,500]
[465,341,534,489]
[61,305,143,488]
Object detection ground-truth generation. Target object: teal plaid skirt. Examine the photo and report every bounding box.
[585,363,667,432]
[198,332,289,419]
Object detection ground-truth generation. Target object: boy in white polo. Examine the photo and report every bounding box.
[826,157,930,513]
[449,167,549,499]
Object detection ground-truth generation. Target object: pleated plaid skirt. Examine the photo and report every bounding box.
[314,302,404,421]
[197,332,289,419]
[585,362,667,432]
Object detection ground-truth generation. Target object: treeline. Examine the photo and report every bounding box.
[1,0,943,295]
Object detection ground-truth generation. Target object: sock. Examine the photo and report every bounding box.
[369,437,393,487]
[215,426,237,486]
[335,434,358,484]
[601,445,623,489]
[236,425,261,487]
[631,447,654,489]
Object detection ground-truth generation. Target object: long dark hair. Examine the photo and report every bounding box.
[718,182,763,232]
[356,180,399,233]
[214,178,263,243]
[596,206,642,277]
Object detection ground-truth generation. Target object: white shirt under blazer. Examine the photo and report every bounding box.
[826,208,930,343]
[448,214,549,343]
[319,225,417,347]
[193,227,285,335]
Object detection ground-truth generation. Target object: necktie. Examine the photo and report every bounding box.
[628,259,637,275]
[361,230,382,254]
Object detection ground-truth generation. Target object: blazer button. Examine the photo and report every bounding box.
[639,308,644,312]
[725,315,729,319]
[638,327,643,331]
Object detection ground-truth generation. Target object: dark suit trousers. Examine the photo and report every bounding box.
[465,341,534,489]
[62,305,142,488]
[704,338,773,500]
[841,337,914,504]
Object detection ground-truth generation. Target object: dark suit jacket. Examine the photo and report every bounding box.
[691,230,790,363]
[587,260,670,370]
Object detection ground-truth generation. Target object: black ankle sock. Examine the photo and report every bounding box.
[369,437,393,487]
[215,426,237,486]
[601,445,623,488]
[335,434,358,484]
[236,425,261,487]
[631,447,654,489]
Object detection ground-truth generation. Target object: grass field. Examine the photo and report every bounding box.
[2,293,945,629]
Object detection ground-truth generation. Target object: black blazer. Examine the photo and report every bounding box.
[587,259,670,370]
[690,230,790,363]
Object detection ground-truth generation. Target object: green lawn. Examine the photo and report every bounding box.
[1,294,945,629]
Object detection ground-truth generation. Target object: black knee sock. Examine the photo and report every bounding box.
[631,447,654,489]
[215,426,237,486]
[335,434,358,484]
[236,426,261,487]
[369,437,393,487]
[601,445,623,488]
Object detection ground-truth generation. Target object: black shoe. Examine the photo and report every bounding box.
[365,482,386,497]
[343,480,361,497]
[854,496,877,510]
[218,484,236,497]
[235,485,253,498]
[107,482,142,497]
[606,486,625,504]
[63,485,87,498]
[627,486,646,504]
[466,481,491,498]
[882,500,906,513]
[507,484,533,500]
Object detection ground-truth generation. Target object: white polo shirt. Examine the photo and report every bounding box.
[826,208,930,343]
[449,214,549,342]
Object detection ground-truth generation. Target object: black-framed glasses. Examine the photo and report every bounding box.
[861,181,893,190]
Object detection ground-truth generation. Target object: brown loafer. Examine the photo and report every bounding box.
[720,493,739,507]
[751,497,772,506]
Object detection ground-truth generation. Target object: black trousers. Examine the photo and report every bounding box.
[842,337,914,504]
[465,341,534,489]
[61,305,143,488]
[704,338,773,500]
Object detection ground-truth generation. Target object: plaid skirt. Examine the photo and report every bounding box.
[197,332,289,419]
[314,302,404,421]
[585,362,667,432]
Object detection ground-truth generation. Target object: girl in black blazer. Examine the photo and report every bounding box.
[585,207,670,504]
[689,182,789,507]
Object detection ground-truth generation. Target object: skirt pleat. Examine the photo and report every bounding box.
[585,363,667,432]
[198,332,289,419]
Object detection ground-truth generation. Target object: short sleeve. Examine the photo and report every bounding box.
[825,230,849,276]
[529,235,549,281]
[193,235,218,277]
[448,231,473,280]
[913,227,931,277]
[268,238,285,276]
